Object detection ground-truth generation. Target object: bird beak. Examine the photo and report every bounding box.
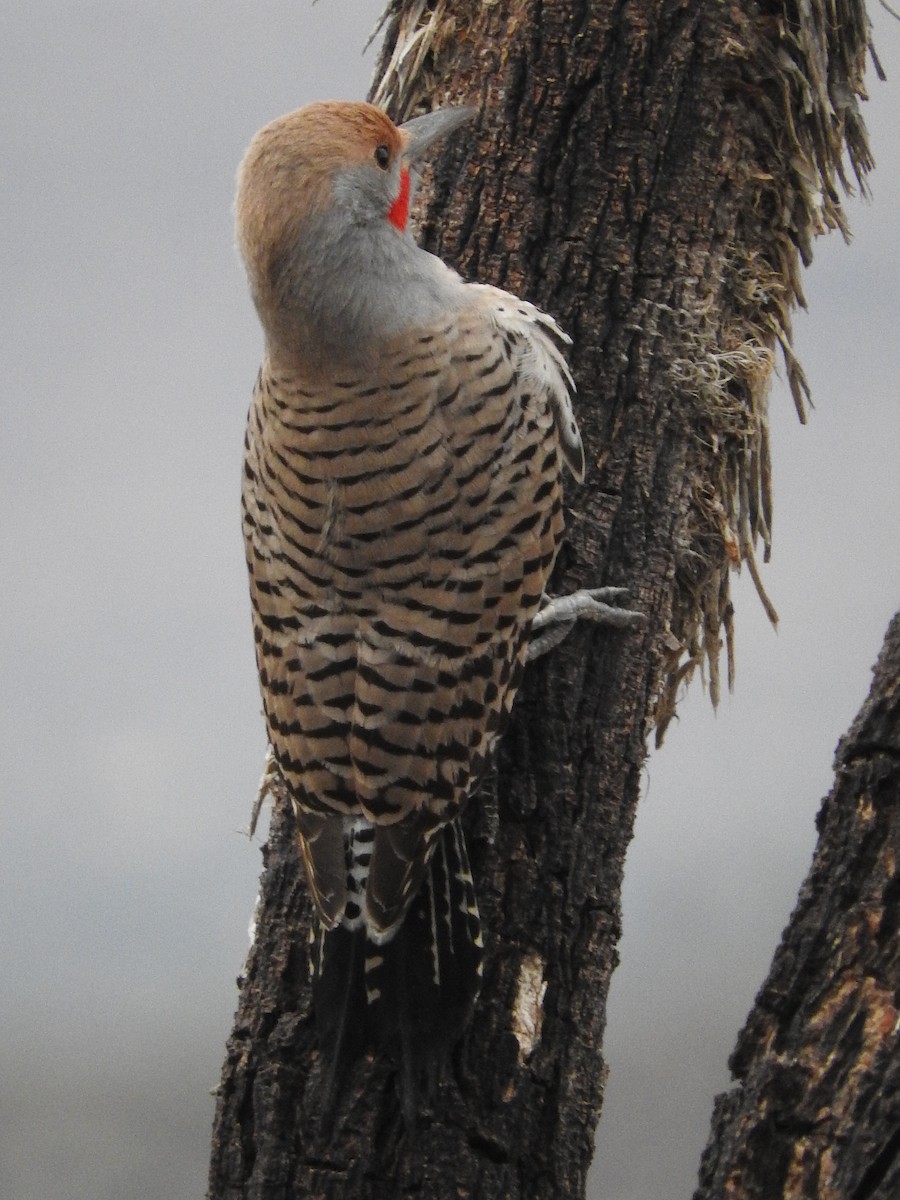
[399,106,475,164]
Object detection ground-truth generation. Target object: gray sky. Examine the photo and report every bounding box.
[1,4,897,1199]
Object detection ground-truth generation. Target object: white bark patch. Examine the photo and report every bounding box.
[247,893,261,947]
[512,952,547,1064]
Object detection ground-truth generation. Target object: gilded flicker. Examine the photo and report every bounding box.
[236,100,637,1094]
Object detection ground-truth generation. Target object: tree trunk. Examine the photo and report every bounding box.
[208,2,874,1197]
[695,610,900,1200]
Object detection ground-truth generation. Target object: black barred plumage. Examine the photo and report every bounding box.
[237,100,586,1108]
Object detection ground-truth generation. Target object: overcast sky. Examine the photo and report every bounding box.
[1,4,898,1199]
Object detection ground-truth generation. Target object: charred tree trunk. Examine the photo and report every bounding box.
[209,2,875,1197]
[696,611,900,1200]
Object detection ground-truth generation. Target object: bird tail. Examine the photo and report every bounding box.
[310,819,482,1113]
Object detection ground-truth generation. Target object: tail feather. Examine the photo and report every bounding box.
[368,820,482,1055]
[309,819,482,1113]
[308,920,367,1115]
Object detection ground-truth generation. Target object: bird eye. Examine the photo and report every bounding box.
[374,144,390,170]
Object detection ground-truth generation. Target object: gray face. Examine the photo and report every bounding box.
[331,154,405,227]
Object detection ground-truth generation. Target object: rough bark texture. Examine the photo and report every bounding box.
[696,611,900,1200]
[209,2,873,1197]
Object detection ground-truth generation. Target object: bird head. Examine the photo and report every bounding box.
[236,100,473,358]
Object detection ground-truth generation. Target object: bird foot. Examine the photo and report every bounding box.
[527,587,645,662]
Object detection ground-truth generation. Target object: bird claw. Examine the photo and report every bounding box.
[526,587,645,662]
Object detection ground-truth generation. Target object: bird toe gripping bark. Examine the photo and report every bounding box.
[527,587,646,662]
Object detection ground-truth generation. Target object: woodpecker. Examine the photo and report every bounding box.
[236,100,637,1101]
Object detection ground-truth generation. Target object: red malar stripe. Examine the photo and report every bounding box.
[388,167,411,232]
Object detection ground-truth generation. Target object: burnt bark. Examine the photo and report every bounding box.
[696,611,900,1200]
[209,2,875,1197]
